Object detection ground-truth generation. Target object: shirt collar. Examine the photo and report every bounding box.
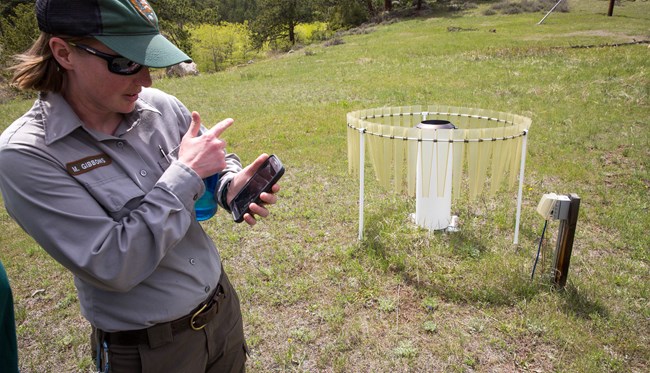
[41,91,161,145]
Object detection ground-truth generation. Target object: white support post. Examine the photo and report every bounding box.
[358,128,366,241]
[514,130,528,244]
[537,0,565,25]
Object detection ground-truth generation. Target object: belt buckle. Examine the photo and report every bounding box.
[190,303,209,331]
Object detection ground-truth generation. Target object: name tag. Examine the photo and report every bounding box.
[66,154,113,176]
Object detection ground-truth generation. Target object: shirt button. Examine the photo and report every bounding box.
[116,141,124,148]
[189,258,196,265]
[204,285,211,293]
[140,169,147,177]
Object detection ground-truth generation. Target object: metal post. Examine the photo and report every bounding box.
[537,0,565,25]
[513,130,528,244]
[553,194,580,288]
[358,128,366,240]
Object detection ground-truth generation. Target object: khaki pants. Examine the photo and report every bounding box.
[93,271,247,373]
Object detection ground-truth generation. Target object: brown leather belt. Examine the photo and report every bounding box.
[102,283,225,347]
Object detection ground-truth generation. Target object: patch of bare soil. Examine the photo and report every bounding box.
[525,30,649,43]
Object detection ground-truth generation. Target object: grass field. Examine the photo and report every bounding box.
[1,0,649,371]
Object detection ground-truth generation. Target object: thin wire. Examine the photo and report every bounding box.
[346,123,527,143]
[531,220,548,280]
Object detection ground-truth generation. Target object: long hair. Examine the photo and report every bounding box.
[9,33,64,93]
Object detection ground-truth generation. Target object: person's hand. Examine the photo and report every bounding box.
[178,112,233,179]
[227,154,281,226]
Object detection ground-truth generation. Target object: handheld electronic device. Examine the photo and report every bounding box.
[230,154,284,223]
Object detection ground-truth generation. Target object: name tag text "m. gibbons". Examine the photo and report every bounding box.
[66,154,113,176]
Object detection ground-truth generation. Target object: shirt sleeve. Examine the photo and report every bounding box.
[216,153,243,211]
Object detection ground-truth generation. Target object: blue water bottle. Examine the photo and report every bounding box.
[195,173,219,221]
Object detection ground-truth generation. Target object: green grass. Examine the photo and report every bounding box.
[1,1,649,371]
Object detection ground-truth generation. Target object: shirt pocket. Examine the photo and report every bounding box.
[157,144,181,171]
[85,175,145,215]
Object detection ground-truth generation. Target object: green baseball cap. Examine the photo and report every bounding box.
[36,0,192,68]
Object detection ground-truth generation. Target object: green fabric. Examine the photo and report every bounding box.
[0,261,19,373]
[93,0,191,67]
[98,0,160,35]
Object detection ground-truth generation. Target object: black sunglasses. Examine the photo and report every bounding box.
[68,42,143,76]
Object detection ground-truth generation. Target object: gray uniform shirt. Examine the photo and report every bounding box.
[0,88,241,332]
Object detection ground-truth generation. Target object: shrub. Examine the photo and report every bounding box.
[191,22,258,72]
[295,22,334,45]
[324,38,345,47]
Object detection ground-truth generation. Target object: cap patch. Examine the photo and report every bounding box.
[66,154,113,176]
[129,0,157,26]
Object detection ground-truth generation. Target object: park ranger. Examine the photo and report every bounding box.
[0,0,280,371]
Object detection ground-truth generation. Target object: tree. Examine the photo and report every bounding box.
[150,0,193,55]
[188,0,222,22]
[192,22,254,72]
[251,0,315,49]
[151,0,222,57]
[314,0,371,28]
[0,0,32,19]
[0,3,39,69]
[217,0,258,23]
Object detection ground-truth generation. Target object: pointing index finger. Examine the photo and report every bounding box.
[207,118,234,138]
